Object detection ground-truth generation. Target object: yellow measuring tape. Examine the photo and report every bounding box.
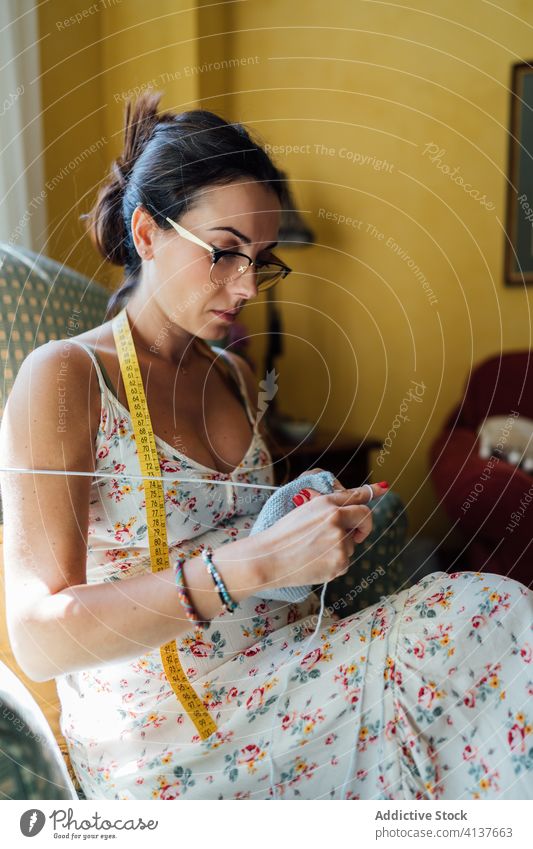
[112,307,217,741]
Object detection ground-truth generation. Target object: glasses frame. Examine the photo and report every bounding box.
[164,215,292,292]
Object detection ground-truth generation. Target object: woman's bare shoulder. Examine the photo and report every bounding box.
[1,335,103,454]
[14,316,118,383]
[14,335,97,390]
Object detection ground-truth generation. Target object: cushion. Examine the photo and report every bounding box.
[0,658,77,799]
[477,414,533,475]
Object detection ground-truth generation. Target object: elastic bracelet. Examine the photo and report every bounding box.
[174,555,209,629]
[201,546,239,614]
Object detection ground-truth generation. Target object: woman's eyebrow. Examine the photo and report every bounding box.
[207,226,278,250]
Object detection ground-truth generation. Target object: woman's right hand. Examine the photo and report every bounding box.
[254,483,389,591]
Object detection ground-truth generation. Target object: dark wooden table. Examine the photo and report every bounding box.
[265,428,383,488]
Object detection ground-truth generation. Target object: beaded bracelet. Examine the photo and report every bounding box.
[201,546,239,614]
[174,555,209,629]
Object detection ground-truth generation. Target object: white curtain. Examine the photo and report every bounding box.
[0,0,46,252]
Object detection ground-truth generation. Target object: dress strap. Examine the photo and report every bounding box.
[67,339,114,400]
[213,346,258,432]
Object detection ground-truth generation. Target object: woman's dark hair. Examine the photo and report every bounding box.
[85,91,285,319]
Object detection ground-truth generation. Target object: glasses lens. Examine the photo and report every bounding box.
[210,254,288,291]
[210,254,251,287]
[256,265,285,290]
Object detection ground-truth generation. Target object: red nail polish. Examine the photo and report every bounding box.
[292,494,304,506]
[300,489,311,500]
[377,481,389,489]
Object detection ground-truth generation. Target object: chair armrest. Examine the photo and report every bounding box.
[430,427,533,539]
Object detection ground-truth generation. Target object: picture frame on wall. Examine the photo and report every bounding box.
[505,60,533,286]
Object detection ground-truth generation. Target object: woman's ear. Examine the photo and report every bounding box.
[130,206,157,260]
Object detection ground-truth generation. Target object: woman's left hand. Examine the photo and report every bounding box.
[293,468,388,543]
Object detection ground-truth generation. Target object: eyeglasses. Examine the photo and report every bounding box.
[164,215,292,292]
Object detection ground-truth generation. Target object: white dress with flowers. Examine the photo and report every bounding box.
[55,340,533,800]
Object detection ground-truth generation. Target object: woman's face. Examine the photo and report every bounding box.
[132,178,282,341]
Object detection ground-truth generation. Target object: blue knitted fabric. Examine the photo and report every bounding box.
[249,470,337,602]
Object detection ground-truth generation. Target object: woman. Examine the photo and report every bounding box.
[1,93,531,801]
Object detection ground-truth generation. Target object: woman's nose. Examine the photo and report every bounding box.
[231,265,258,300]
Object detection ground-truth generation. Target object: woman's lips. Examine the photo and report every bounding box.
[212,309,239,322]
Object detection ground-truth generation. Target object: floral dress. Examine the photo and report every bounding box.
[55,340,533,801]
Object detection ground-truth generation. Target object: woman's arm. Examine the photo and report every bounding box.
[4,537,268,684]
[0,341,268,683]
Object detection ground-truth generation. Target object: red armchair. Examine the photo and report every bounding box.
[430,351,533,587]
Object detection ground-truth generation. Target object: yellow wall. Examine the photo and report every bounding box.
[37,0,533,539]
[37,1,107,282]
